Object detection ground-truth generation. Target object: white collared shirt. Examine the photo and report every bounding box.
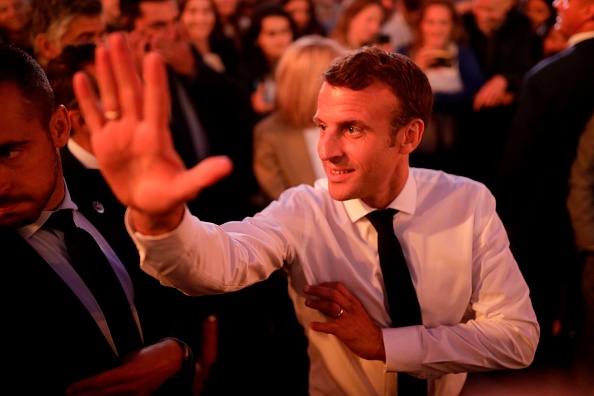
[567,31,594,47]
[129,167,539,396]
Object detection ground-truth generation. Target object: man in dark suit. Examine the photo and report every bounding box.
[0,42,201,395]
[497,0,594,367]
[118,0,260,224]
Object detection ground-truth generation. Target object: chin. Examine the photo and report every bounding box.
[327,186,355,202]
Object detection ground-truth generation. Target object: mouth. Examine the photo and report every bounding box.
[331,169,353,175]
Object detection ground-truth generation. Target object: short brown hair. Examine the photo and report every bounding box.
[322,46,433,136]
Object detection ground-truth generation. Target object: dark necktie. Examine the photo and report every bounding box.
[367,209,427,395]
[47,210,142,357]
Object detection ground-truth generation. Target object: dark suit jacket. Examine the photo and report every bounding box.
[3,148,204,395]
[168,51,261,223]
[498,37,594,252]
[496,37,594,349]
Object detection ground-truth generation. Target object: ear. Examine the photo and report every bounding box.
[68,109,85,131]
[399,119,424,154]
[35,33,61,64]
[50,105,72,149]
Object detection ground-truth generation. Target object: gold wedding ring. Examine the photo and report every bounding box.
[104,110,121,121]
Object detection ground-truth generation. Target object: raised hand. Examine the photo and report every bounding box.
[73,32,232,234]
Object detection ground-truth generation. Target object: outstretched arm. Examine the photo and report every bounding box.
[73,33,232,235]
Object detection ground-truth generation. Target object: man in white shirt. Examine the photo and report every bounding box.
[74,32,539,396]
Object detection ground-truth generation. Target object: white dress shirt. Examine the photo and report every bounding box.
[129,167,539,396]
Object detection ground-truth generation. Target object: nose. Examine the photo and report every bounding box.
[318,130,343,162]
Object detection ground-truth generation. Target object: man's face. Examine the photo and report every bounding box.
[472,0,512,35]
[314,82,410,209]
[136,0,180,41]
[60,15,106,48]
[38,15,105,64]
[553,0,591,37]
[0,84,67,228]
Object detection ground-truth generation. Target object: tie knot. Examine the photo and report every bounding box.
[366,208,397,231]
[46,209,77,233]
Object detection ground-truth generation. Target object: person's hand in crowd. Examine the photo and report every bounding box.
[304,282,386,362]
[250,80,276,115]
[473,74,512,110]
[65,339,183,396]
[73,32,232,235]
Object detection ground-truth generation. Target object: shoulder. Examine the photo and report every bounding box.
[412,168,493,202]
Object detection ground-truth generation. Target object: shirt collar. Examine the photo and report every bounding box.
[67,139,99,169]
[343,167,417,224]
[568,31,594,47]
[17,181,78,239]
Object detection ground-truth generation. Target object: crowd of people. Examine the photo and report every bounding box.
[1,0,592,395]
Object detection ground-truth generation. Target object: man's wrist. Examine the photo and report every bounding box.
[163,338,194,377]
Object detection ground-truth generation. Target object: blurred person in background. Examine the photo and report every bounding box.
[281,0,327,38]
[497,0,594,367]
[381,0,422,51]
[330,0,385,49]
[253,34,346,202]
[458,0,534,189]
[567,112,594,372]
[0,0,33,54]
[239,1,296,121]
[520,0,558,61]
[211,0,246,53]
[30,0,106,68]
[397,0,484,172]
[179,0,240,77]
[118,0,258,223]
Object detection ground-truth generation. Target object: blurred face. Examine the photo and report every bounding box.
[472,0,512,35]
[181,0,216,41]
[525,0,552,29]
[102,0,121,26]
[136,0,180,41]
[420,4,453,48]
[553,0,592,37]
[256,15,293,61]
[60,16,106,48]
[348,4,384,47]
[0,84,68,229]
[314,82,409,208]
[283,0,310,31]
[0,0,30,33]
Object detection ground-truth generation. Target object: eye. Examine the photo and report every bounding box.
[346,125,360,135]
[0,148,19,159]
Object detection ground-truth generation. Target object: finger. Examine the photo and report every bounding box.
[303,283,343,300]
[94,41,120,118]
[73,71,103,134]
[305,298,342,318]
[173,156,234,202]
[107,32,143,120]
[143,52,170,132]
